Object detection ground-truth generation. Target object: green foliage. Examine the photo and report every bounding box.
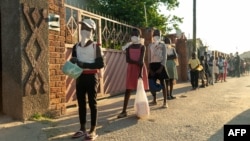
[29,112,53,121]
[87,0,183,34]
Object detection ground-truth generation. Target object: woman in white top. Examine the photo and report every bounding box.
[213,57,219,83]
[70,19,104,140]
[148,29,168,108]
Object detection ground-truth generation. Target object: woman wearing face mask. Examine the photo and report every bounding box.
[70,19,104,140]
[117,28,149,118]
[164,37,178,100]
[148,29,168,108]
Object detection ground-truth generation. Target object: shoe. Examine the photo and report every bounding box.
[85,132,98,141]
[72,130,86,138]
[149,101,157,105]
[200,85,205,88]
[167,96,172,100]
[117,112,127,118]
[170,95,176,99]
[162,103,168,108]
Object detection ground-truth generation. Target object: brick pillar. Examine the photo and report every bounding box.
[1,1,50,120]
[48,0,66,117]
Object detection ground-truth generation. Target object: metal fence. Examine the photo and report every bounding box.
[65,3,136,49]
[64,3,137,107]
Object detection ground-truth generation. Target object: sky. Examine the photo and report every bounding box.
[159,0,250,54]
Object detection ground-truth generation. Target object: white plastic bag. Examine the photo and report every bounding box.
[134,78,150,119]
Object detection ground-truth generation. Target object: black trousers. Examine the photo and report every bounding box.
[76,73,99,127]
[190,70,199,88]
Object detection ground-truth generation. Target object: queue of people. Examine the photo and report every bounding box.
[69,21,250,140]
[67,24,179,140]
[188,50,249,90]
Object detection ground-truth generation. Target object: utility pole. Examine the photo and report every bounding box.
[193,0,196,53]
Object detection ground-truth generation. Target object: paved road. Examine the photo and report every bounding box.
[0,75,250,141]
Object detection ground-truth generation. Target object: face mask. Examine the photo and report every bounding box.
[131,36,140,43]
[153,36,161,43]
[81,30,92,40]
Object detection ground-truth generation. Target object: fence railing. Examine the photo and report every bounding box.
[65,4,137,50]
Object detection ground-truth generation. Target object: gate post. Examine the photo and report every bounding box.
[1,1,50,120]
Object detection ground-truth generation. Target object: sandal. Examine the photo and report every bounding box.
[149,101,157,106]
[85,132,98,141]
[162,103,168,108]
[117,112,127,118]
[72,130,86,138]
[170,95,176,99]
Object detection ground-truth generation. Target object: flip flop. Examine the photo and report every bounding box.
[84,133,98,141]
[72,130,86,138]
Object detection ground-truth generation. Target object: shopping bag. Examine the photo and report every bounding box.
[134,78,150,119]
[62,61,83,79]
[149,79,162,92]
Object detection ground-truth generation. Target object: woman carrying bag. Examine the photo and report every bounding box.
[117,28,149,118]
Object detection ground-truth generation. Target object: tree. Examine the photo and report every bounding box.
[86,0,183,34]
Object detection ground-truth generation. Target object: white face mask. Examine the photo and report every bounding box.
[153,36,161,43]
[81,30,92,40]
[131,36,140,43]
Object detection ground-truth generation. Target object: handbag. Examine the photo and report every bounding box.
[149,79,162,92]
[196,64,203,71]
[62,61,83,79]
[134,78,150,119]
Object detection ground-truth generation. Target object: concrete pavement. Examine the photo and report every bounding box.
[0,75,250,141]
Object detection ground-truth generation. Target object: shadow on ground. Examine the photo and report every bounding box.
[208,109,250,141]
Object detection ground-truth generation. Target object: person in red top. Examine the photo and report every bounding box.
[117,28,149,118]
[70,19,104,140]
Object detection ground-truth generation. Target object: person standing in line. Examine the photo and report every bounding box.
[188,52,200,90]
[217,55,224,83]
[117,28,149,118]
[70,19,104,140]
[199,55,209,87]
[234,52,241,77]
[208,54,214,85]
[148,29,168,108]
[223,56,228,82]
[203,52,211,86]
[164,37,178,100]
[228,53,235,77]
[213,56,219,83]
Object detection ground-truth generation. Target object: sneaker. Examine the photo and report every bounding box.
[167,96,172,100]
[117,112,127,118]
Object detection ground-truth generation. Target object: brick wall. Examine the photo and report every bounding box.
[48,0,66,117]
